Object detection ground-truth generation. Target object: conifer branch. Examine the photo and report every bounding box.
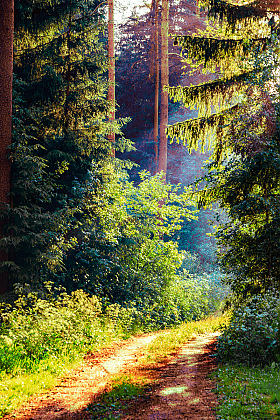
[199,0,269,32]
[167,104,239,162]
[172,35,270,67]
[168,72,253,116]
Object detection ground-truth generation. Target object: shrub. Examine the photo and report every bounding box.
[217,290,280,366]
[0,284,139,375]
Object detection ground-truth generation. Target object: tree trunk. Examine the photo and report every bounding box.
[108,0,115,156]
[158,0,169,181]
[0,0,13,294]
[153,0,160,173]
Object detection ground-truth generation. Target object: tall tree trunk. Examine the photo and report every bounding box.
[158,0,169,181]
[0,0,13,294]
[153,0,160,173]
[108,0,115,156]
[64,1,72,130]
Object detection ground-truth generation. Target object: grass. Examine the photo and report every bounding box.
[0,327,135,418]
[139,312,228,365]
[212,363,280,419]
[0,355,81,417]
[87,312,228,419]
[88,375,150,420]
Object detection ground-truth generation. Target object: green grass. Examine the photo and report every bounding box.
[212,363,280,419]
[88,375,150,420]
[0,327,135,418]
[0,352,85,417]
[140,312,228,365]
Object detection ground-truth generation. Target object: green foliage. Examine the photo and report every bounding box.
[0,284,141,376]
[4,0,123,285]
[173,35,268,70]
[168,0,277,164]
[200,0,268,33]
[50,170,197,304]
[213,364,280,419]
[198,119,280,298]
[167,106,236,163]
[216,290,280,366]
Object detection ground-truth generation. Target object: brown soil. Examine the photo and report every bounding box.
[124,333,219,420]
[3,332,219,420]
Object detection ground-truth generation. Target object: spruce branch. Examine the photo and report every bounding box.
[168,72,254,116]
[167,104,239,163]
[199,0,269,32]
[173,35,270,67]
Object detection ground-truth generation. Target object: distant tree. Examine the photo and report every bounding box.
[116,0,204,178]
[152,0,160,172]
[108,0,115,154]
[158,0,169,179]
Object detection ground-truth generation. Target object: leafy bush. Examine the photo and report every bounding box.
[217,290,280,366]
[130,269,227,330]
[0,284,139,375]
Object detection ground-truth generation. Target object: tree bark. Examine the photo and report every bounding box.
[0,0,13,294]
[108,0,115,156]
[153,0,160,173]
[158,0,169,181]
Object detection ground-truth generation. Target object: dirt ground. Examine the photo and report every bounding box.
[3,332,219,420]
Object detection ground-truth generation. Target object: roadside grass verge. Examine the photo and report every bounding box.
[140,312,227,365]
[0,354,81,417]
[87,312,228,420]
[212,363,280,420]
[0,329,127,418]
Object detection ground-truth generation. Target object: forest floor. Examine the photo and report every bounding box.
[3,331,219,420]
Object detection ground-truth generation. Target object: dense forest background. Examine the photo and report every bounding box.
[0,0,222,326]
[1,2,280,416]
[0,0,280,321]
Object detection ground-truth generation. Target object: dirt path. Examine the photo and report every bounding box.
[4,332,219,420]
[124,332,219,420]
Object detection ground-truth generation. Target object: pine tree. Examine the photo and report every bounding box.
[158,0,169,179]
[116,0,203,177]
[108,0,115,154]
[2,0,118,287]
[168,0,280,298]
[167,0,279,162]
[152,0,160,172]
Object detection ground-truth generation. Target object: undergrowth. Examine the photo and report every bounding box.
[213,290,280,419]
[213,363,280,420]
[216,290,280,366]
[0,284,141,417]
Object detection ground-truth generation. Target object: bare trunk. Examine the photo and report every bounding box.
[0,0,13,293]
[264,173,272,279]
[153,0,160,173]
[108,0,115,156]
[64,1,72,129]
[158,0,169,181]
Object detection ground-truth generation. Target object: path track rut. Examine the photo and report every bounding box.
[3,332,219,420]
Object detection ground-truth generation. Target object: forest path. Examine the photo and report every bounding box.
[3,331,219,420]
